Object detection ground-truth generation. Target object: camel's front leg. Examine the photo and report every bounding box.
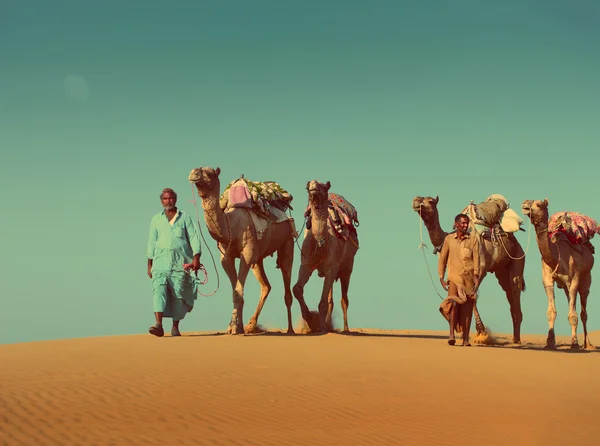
[292,263,318,332]
[472,303,485,335]
[580,274,594,349]
[566,280,580,349]
[220,255,239,334]
[245,260,270,334]
[542,274,558,349]
[318,273,337,334]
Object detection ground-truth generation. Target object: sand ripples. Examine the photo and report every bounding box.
[2,331,600,445]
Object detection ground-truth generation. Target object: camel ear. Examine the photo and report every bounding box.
[325,181,331,190]
[306,181,310,190]
[215,167,221,176]
[542,198,549,208]
[434,195,439,204]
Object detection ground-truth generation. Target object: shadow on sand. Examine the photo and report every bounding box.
[475,341,600,354]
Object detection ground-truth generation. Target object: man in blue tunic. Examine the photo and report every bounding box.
[147,188,202,337]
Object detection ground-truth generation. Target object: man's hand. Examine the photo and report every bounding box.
[439,277,449,291]
[190,257,201,272]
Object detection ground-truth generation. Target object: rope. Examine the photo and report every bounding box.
[418,205,445,300]
[189,183,221,297]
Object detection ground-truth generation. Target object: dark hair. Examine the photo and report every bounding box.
[160,188,177,199]
[454,213,469,223]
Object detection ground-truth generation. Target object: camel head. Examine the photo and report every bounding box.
[188,166,221,197]
[306,180,330,211]
[412,195,439,223]
[521,198,549,226]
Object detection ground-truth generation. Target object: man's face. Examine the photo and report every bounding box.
[456,217,469,234]
[161,192,177,210]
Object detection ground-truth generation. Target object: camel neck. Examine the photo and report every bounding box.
[534,223,559,270]
[310,205,329,245]
[423,213,447,248]
[199,190,230,245]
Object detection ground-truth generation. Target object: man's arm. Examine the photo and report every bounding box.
[147,216,158,278]
[438,238,449,290]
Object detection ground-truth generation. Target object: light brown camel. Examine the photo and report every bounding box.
[521,199,595,349]
[412,195,526,344]
[292,180,359,333]
[188,166,297,335]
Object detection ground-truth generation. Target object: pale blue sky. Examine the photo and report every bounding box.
[2,0,600,344]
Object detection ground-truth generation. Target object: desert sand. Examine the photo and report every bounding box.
[2,328,600,446]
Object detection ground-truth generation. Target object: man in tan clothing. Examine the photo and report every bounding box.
[438,213,481,346]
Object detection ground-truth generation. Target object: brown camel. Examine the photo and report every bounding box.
[521,199,595,349]
[292,180,359,333]
[412,195,526,344]
[188,166,297,335]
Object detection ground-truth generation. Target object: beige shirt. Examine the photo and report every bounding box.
[438,231,481,290]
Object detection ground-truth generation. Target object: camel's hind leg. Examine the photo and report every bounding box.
[565,280,580,349]
[325,288,334,332]
[495,262,524,344]
[277,238,295,334]
[339,271,352,333]
[580,273,593,349]
[245,259,271,334]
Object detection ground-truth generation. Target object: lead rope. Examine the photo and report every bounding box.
[418,205,445,300]
[189,183,221,297]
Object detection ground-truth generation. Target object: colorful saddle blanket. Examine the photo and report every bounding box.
[305,192,359,241]
[548,211,600,245]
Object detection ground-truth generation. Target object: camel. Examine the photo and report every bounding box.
[292,180,359,333]
[521,199,595,349]
[188,166,297,335]
[412,195,526,344]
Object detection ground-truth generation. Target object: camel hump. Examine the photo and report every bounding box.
[461,194,523,234]
[548,211,600,246]
[220,177,294,216]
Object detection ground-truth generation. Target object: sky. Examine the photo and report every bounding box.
[2,0,600,345]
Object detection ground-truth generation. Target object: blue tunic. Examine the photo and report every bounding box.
[147,210,202,320]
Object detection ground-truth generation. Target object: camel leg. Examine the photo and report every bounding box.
[496,265,524,344]
[580,273,594,349]
[245,260,270,334]
[565,280,580,349]
[318,273,337,334]
[277,240,295,334]
[325,288,334,332]
[339,272,351,333]
[542,268,557,349]
[220,255,241,335]
[222,255,250,335]
[472,303,485,335]
[292,263,319,332]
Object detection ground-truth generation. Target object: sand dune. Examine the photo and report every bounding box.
[2,329,600,446]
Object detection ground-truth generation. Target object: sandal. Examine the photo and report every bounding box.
[171,327,181,337]
[149,325,164,337]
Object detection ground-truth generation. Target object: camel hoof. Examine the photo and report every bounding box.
[227,324,243,335]
[244,323,264,334]
[570,343,580,350]
[545,343,556,350]
[286,328,295,335]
